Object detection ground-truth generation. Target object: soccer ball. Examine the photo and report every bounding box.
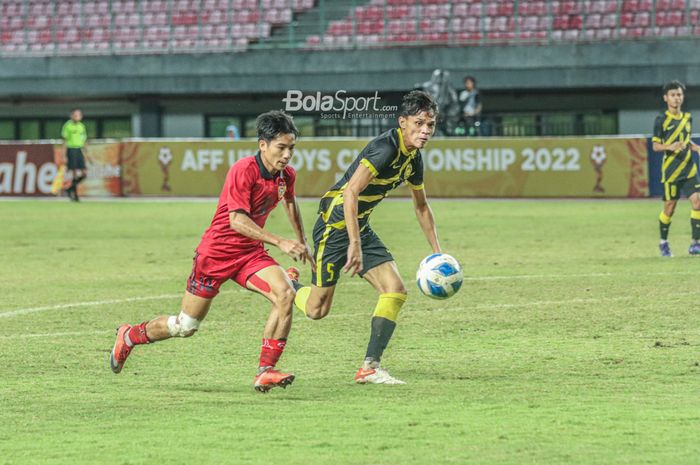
[416,253,463,300]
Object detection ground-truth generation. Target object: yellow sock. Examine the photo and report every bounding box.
[293,286,311,315]
[372,293,407,322]
[659,212,671,224]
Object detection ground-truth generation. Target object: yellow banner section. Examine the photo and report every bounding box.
[420,137,649,197]
[121,137,649,198]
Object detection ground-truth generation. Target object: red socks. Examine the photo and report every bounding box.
[259,338,286,369]
[126,322,150,346]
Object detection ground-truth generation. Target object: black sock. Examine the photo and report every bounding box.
[290,280,303,291]
[70,176,82,191]
[660,220,671,240]
[68,175,86,199]
[364,317,396,363]
[692,217,700,241]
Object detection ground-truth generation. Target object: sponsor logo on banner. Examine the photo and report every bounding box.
[590,145,607,194]
[0,143,122,197]
[0,145,57,196]
[158,147,173,192]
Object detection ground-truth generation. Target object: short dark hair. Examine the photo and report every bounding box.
[663,80,685,94]
[256,110,299,142]
[400,90,438,117]
[464,75,476,85]
[70,108,81,114]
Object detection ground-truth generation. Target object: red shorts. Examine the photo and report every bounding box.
[186,248,278,299]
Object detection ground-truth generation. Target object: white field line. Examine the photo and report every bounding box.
[0,290,241,319]
[0,294,184,319]
[462,269,700,281]
[420,290,700,314]
[2,290,698,340]
[1,269,697,321]
[0,330,109,340]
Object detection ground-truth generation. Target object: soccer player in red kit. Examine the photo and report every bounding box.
[109,111,314,393]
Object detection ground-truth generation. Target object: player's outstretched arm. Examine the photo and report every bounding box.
[229,211,306,261]
[411,187,441,253]
[342,164,374,276]
[282,197,315,266]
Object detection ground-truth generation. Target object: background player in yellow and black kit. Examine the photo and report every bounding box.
[289,91,442,384]
[652,80,700,256]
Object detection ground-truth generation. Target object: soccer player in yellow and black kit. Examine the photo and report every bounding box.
[652,81,700,256]
[288,90,442,384]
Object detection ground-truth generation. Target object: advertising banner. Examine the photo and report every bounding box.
[0,142,122,197]
[0,144,57,196]
[120,140,252,196]
[420,137,649,197]
[121,137,649,198]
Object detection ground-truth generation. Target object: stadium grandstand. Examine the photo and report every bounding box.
[0,0,698,140]
[1,0,699,54]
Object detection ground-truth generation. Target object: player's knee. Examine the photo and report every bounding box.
[167,311,200,337]
[305,301,331,320]
[374,278,407,295]
[393,286,407,296]
[381,285,407,296]
[276,287,296,309]
[306,310,326,320]
[305,308,323,320]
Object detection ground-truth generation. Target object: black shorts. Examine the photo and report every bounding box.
[66,148,86,170]
[662,176,700,201]
[311,215,394,287]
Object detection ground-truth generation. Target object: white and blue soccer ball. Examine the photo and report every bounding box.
[416,253,463,300]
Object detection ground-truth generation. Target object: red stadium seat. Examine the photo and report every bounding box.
[601,13,617,28]
[27,15,51,29]
[586,14,602,29]
[0,0,691,55]
[521,1,547,16]
[453,17,480,33]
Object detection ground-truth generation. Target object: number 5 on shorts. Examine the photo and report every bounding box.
[327,263,335,282]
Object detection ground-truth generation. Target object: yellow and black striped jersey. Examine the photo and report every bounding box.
[317,128,424,229]
[653,111,698,182]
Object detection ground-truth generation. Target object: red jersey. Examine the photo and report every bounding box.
[197,153,296,258]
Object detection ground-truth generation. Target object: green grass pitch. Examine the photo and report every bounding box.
[1,198,698,465]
